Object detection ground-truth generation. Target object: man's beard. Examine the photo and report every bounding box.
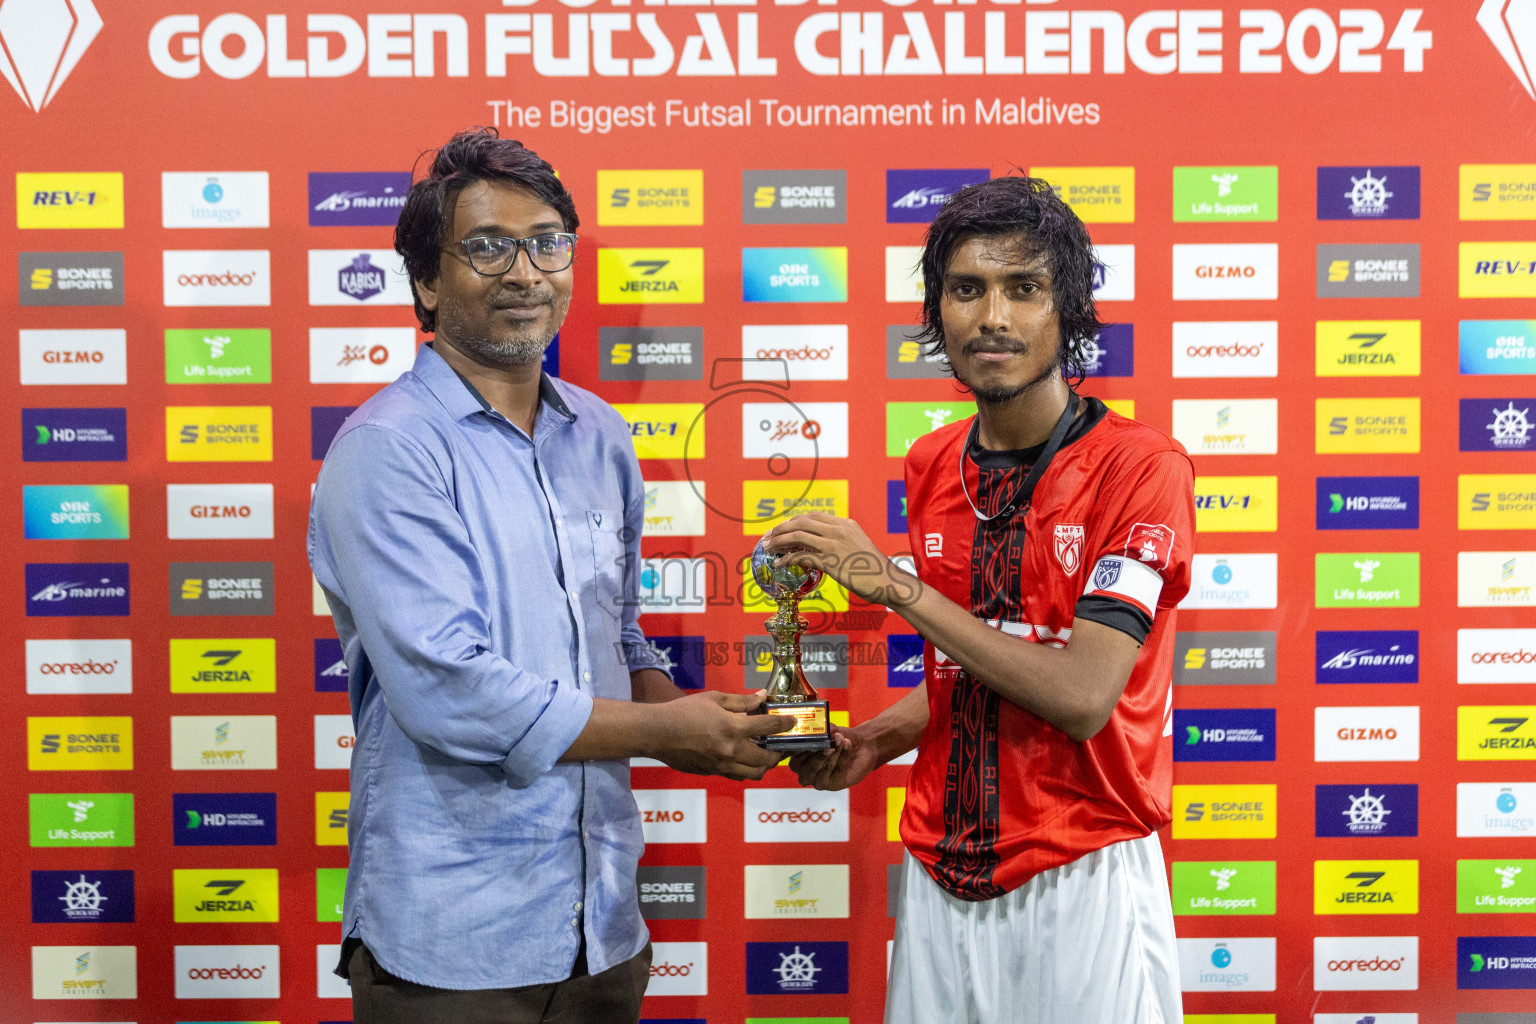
[450,329,552,367]
[954,352,1062,405]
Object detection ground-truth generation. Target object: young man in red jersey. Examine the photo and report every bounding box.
[764,176,1195,1023]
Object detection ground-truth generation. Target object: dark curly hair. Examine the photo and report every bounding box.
[916,176,1103,381]
[395,127,578,333]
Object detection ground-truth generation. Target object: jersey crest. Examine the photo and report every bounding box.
[1053,523,1085,575]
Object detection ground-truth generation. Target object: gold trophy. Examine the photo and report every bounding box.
[750,538,833,751]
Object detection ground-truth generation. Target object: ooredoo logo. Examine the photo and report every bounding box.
[26,639,131,695]
[646,941,707,996]
[163,251,271,306]
[173,944,280,998]
[744,789,848,843]
[1313,935,1418,990]
[741,324,849,381]
[1172,322,1278,378]
[1461,629,1536,683]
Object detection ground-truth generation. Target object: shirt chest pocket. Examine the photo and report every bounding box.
[585,508,626,621]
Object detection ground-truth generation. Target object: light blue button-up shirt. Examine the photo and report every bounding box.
[308,342,667,990]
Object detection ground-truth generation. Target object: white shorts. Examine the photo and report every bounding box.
[885,834,1183,1024]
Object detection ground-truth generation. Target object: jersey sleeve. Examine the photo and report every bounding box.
[1074,448,1196,644]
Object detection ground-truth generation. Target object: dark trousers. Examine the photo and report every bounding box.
[348,940,651,1024]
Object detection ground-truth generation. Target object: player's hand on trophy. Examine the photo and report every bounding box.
[788,724,881,792]
[654,691,795,780]
[764,513,918,607]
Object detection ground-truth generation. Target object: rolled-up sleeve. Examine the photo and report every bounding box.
[309,423,593,786]
[615,455,673,681]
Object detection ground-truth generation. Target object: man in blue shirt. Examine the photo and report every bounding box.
[309,128,789,1023]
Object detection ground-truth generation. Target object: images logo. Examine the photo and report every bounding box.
[25,562,129,616]
[1173,631,1276,685]
[173,868,278,922]
[1459,782,1536,837]
[634,788,708,844]
[1458,858,1536,913]
[1459,551,1536,606]
[1317,244,1421,298]
[29,792,134,847]
[31,869,134,923]
[1173,166,1277,222]
[1459,935,1536,989]
[162,249,271,306]
[742,169,845,224]
[600,326,704,382]
[597,248,704,304]
[1461,474,1536,530]
[1461,163,1536,218]
[162,172,269,228]
[23,484,128,540]
[0,0,102,111]
[1314,860,1419,915]
[886,169,988,222]
[746,941,850,995]
[1033,166,1135,223]
[19,328,126,385]
[169,638,275,694]
[1315,706,1420,762]
[1317,166,1421,220]
[1317,477,1418,531]
[309,171,412,226]
[309,248,412,305]
[1461,242,1536,297]
[886,401,976,457]
[744,864,849,919]
[1193,476,1277,532]
[1172,244,1279,300]
[744,790,848,843]
[742,247,848,303]
[1179,554,1278,610]
[638,865,708,920]
[1170,861,1276,916]
[1316,784,1419,838]
[1460,628,1536,683]
[28,715,132,770]
[170,715,278,770]
[1315,398,1420,453]
[1315,320,1421,377]
[1459,706,1536,760]
[597,170,703,226]
[1316,630,1419,684]
[1171,785,1276,839]
[1313,935,1418,991]
[1172,321,1278,378]
[173,792,277,846]
[1461,398,1535,452]
[1175,709,1276,763]
[18,251,123,305]
[22,407,126,462]
[1177,937,1276,991]
[17,172,121,228]
[26,638,131,695]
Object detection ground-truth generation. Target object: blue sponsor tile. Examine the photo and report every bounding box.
[1315,783,1418,837]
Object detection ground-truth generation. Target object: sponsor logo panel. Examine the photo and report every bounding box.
[20,329,127,386]
[311,405,356,460]
[741,324,848,381]
[1460,629,1536,684]
[1316,630,1419,684]
[1171,784,1276,839]
[1317,477,1418,531]
[887,480,908,535]
[634,789,707,844]
[1170,861,1276,915]
[1461,165,1536,220]
[315,637,347,691]
[741,479,848,537]
[744,864,849,919]
[1171,244,1278,300]
[1171,322,1277,378]
[1317,244,1420,298]
[1032,166,1134,223]
[161,172,269,228]
[1459,783,1536,838]
[885,401,975,457]
[170,715,278,770]
[601,327,704,382]
[1316,784,1419,838]
[1082,323,1133,377]
[645,636,708,691]
[1091,244,1135,301]
[165,327,272,384]
[1315,398,1420,453]
[314,714,354,769]
[17,172,123,229]
[745,634,848,689]
[742,169,846,225]
[1461,242,1536,298]
[31,869,135,923]
[1177,937,1276,991]
[173,868,279,922]
[167,483,274,540]
[638,865,707,920]
[1314,860,1419,915]
[1193,476,1277,532]
[168,639,275,694]
[886,324,947,379]
[23,484,128,540]
[28,716,132,770]
[1458,859,1536,914]
[1459,551,1536,607]
[173,792,277,846]
[29,792,135,847]
[308,249,412,305]
[1461,474,1536,530]
[647,941,708,997]
[640,556,715,615]
[309,171,411,226]
[887,634,924,688]
[885,245,924,302]
[309,327,416,383]
[742,247,847,303]
[1179,554,1278,610]
[1315,706,1420,762]
[22,407,127,462]
[1461,398,1535,453]
[1171,400,1277,455]
[614,403,704,461]
[1173,166,1277,222]
[1313,935,1419,991]
[315,791,349,846]
[598,170,703,226]
[1462,320,1536,374]
[598,248,705,304]
[641,481,707,537]
[26,561,129,617]
[1174,709,1276,762]
[163,249,270,306]
[741,557,849,614]
[742,401,847,460]
[1173,631,1276,686]
[169,561,274,616]
[744,790,849,843]
[1316,320,1421,376]
[1318,165,1421,220]
[18,251,123,305]
[317,866,347,921]
[26,638,131,695]
[1315,552,1419,608]
[746,941,849,995]
[174,944,280,998]
[30,944,137,999]
[1459,936,1536,989]
[165,406,272,462]
[886,168,988,223]
[1459,706,1536,760]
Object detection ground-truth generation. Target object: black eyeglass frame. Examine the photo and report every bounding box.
[444,232,579,276]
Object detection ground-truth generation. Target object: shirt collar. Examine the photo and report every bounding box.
[413,341,575,425]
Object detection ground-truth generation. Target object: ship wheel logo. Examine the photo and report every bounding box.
[1345,170,1393,217]
[1343,788,1391,833]
[58,873,107,918]
[772,945,822,990]
[1487,401,1533,448]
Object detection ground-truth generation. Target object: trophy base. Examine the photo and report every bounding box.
[758,699,832,752]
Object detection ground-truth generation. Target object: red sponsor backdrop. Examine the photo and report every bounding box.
[4,2,1536,1020]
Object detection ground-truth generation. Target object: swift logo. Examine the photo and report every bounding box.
[0,0,102,111]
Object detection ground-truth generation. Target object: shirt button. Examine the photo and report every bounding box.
[571,917,580,928]
[574,901,583,912]
[583,671,592,683]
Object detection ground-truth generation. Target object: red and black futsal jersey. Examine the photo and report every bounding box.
[899,396,1195,902]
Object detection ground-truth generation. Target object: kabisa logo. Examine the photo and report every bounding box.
[1479,3,1536,101]
[1316,784,1419,838]
[1034,166,1135,223]
[1459,706,1536,760]
[1461,398,1535,452]
[309,172,412,227]
[1174,709,1276,763]
[642,637,709,691]
[1316,630,1419,684]
[22,407,126,462]
[1460,242,1536,297]
[1459,782,1536,837]
[597,248,704,304]
[1459,935,1536,990]
[597,170,703,227]
[886,169,989,223]
[1317,244,1421,298]
[1462,319,1536,374]
[746,940,850,994]
[742,170,846,225]
[1317,166,1421,220]
[31,870,134,923]
[17,172,122,229]
[174,792,277,846]
[638,865,707,921]
[1317,477,1419,531]
[25,562,129,617]
[1314,860,1420,915]
[308,248,410,305]
[18,251,123,306]
[600,327,704,382]
[340,253,385,301]
[1460,163,1536,219]
[314,637,347,692]
[0,0,102,111]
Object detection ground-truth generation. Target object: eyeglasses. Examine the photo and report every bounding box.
[448,232,577,276]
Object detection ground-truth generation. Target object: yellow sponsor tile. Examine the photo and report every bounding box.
[315,791,350,846]
[1313,859,1418,915]
[169,638,276,693]
[173,867,280,922]
[597,247,704,304]
[1103,399,1135,419]
[165,406,273,462]
[887,787,905,841]
[1194,476,1277,532]
[613,403,704,461]
[1458,705,1536,760]
[741,479,848,536]
[27,716,133,770]
[1460,164,1536,220]
[1030,166,1135,222]
[1315,398,1420,453]
[596,170,704,226]
[1171,784,1276,839]
[1315,320,1421,376]
[1460,242,1536,298]
[17,172,124,229]
[1460,475,1536,531]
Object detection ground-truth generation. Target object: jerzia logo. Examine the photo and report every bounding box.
[0,0,102,111]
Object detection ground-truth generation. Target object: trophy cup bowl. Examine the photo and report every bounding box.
[750,538,833,752]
